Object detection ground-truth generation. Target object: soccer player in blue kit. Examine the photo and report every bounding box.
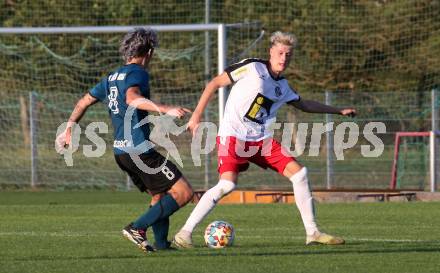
[56,28,193,253]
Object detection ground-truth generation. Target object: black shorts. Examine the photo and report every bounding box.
[114,150,182,195]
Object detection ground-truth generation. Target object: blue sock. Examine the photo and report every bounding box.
[152,217,170,249]
[132,194,179,229]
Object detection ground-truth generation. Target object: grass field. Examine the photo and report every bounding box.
[0,191,439,273]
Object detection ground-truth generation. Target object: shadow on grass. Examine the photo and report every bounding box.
[7,242,440,262]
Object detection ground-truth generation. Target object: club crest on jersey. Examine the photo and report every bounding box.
[275,86,282,97]
[244,93,274,124]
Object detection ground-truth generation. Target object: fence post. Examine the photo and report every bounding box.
[29,91,38,188]
[126,175,132,191]
[325,90,334,189]
[429,131,436,192]
[204,0,211,190]
[432,88,438,132]
[431,89,438,192]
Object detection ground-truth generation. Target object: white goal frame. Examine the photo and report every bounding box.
[390,131,439,192]
[0,23,254,188]
[0,23,232,122]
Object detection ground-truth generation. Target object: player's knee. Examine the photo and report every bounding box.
[182,187,194,204]
[214,179,236,198]
[179,183,193,204]
[289,167,308,186]
[169,190,192,207]
[169,177,193,206]
[181,178,194,202]
[283,161,303,178]
[151,193,163,203]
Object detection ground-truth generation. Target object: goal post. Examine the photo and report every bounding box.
[390,131,439,192]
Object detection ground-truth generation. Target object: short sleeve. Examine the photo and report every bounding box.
[89,78,107,101]
[224,59,257,82]
[285,86,301,103]
[125,69,149,90]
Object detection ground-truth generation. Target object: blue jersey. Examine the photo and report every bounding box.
[89,64,153,155]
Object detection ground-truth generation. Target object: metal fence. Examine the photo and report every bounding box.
[0,89,438,191]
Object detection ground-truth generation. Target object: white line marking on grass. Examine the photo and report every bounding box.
[231,233,440,243]
[0,231,116,237]
[0,231,438,243]
[345,237,438,243]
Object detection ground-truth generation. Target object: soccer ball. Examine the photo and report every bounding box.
[204,220,235,249]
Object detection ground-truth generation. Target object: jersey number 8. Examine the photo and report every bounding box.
[108,86,120,114]
[161,166,175,180]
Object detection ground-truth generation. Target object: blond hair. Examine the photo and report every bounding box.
[270,31,297,48]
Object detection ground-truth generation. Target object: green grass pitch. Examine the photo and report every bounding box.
[0,191,439,273]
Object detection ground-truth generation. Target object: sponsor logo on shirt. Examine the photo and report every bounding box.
[117,73,126,80]
[232,67,248,78]
[108,72,127,81]
[244,93,274,124]
[113,139,130,148]
[109,73,118,81]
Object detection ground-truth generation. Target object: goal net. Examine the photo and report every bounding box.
[390,131,440,191]
[1,0,439,191]
[0,24,262,189]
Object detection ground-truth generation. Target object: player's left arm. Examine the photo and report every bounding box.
[289,99,356,117]
[126,86,191,118]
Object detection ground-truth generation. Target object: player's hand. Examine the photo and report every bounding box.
[340,108,356,118]
[55,127,72,153]
[187,114,201,137]
[165,106,192,119]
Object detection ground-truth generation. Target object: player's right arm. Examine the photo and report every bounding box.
[188,72,231,136]
[56,76,106,150]
[68,93,98,125]
[56,93,98,149]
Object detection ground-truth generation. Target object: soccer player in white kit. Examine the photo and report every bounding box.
[174,31,356,247]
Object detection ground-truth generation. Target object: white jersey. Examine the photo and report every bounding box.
[218,58,300,141]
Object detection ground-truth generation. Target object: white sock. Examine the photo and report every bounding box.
[289,167,319,236]
[181,179,236,233]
